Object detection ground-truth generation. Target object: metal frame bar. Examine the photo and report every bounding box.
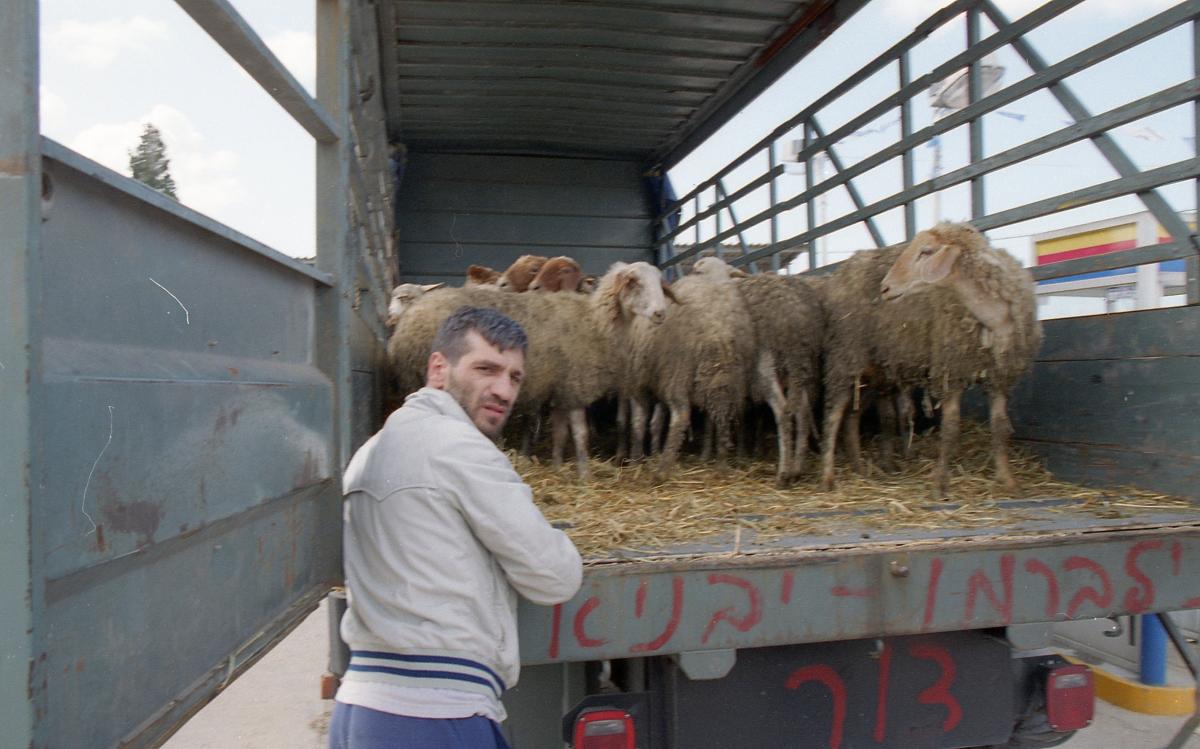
[656,0,1200,283]
[174,0,339,143]
[1,2,40,744]
[1156,613,1200,749]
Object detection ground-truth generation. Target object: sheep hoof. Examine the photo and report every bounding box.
[819,476,835,492]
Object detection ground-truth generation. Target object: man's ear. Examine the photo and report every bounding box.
[426,350,449,389]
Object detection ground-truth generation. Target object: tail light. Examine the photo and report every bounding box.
[1045,664,1094,731]
[573,708,636,749]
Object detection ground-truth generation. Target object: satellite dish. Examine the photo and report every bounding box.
[928,53,1005,114]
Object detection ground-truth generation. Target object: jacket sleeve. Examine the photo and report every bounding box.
[430,427,582,606]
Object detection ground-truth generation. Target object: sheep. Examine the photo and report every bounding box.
[386,282,443,327]
[818,224,1040,497]
[691,258,824,487]
[879,221,1041,495]
[625,266,755,476]
[528,256,587,293]
[465,264,502,287]
[386,261,674,477]
[496,254,549,292]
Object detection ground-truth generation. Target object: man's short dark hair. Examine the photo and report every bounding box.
[432,306,528,363]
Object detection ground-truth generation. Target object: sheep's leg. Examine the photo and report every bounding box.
[658,402,691,477]
[615,397,629,464]
[569,408,590,480]
[699,414,715,462]
[842,405,863,475]
[877,392,899,474]
[988,390,1018,493]
[761,368,793,487]
[790,386,812,480]
[550,408,569,469]
[714,409,735,469]
[630,397,649,463]
[520,415,536,457]
[820,390,851,491]
[897,387,916,460]
[934,390,962,499]
[649,402,666,456]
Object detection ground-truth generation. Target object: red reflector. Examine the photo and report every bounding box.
[1045,664,1094,731]
[573,708,635,749]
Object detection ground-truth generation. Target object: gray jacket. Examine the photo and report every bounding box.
[339,387,582,695]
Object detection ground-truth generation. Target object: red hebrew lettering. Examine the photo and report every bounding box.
[923,558,945,629]
[1124,540,1163,614]
[549,604,563,659]
[786,664,847,749]
[1024,559,1060,618]
[1184,597,1200,609]
[874,641,893,743]
[908,644,963,732]
[782,570,795,604]
[831,586,875,598]
[630,576,684,654]
[573,597,607,648]
[1172,542,1183,577]
[965,554,1015,624]
[635,580,648,619]
[1064,556,1113,618]
[701,573,763,644]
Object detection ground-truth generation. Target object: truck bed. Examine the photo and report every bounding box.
[519,493,1200,663]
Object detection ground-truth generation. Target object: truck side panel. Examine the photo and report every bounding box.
[32,148,342,749]
[1011,305,1200,499]
[395,153,654,285]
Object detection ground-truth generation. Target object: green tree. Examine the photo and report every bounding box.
[128,123,178,199]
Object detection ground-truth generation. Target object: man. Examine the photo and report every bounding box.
[330,306,583,748]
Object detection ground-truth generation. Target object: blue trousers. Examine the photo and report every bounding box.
[328,702,513,749]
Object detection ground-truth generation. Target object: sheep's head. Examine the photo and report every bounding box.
[528,256,585,292]
[387,282,444,326]
[465,264,502,287]
[880,222,982,301]
[691,256,747,283]
[496,254,548,292]
[611,261,677,324]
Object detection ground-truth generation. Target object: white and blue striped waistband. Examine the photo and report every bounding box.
[344,650,507,698]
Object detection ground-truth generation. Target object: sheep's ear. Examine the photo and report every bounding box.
[420,283,445,293]
[580,276,597,293]
[919,244,961,284]
[730,267,749,278]
[661,280,680,304]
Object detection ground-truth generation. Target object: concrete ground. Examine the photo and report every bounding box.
[163,603,1199,748]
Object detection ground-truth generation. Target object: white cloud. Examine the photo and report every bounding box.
[69,104,246,215]
[40,86,68,134]
[265,30,316,94]
[46,16,169,68]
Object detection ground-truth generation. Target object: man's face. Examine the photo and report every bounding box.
[427,330,524,438]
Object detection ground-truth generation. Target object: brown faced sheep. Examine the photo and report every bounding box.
[691,258,824,487]
[879,221,1041,495]
[625,267,754,477]
[465,264,502,287]
[528,256,587,292]
[386,262,674,478]
[496,254,549,292]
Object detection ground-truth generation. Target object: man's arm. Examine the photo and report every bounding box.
[431,431,582,605]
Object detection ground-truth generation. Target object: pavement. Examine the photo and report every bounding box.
[162,601,1200,748]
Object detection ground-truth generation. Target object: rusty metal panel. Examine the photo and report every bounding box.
[519,524,1200,664]
[29,145,340,748]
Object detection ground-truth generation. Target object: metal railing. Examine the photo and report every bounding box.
[655,0,1200,302]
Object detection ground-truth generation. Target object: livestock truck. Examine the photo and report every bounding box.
[5,0,1200,747]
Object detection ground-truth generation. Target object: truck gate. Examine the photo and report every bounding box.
[1,0,397,746]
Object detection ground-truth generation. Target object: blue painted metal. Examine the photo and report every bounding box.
[518,524,1200,665]
[1140,614,1169,686]
[0,1,41,746]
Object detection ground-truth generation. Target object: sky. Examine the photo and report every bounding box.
[37,0,1194,270]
